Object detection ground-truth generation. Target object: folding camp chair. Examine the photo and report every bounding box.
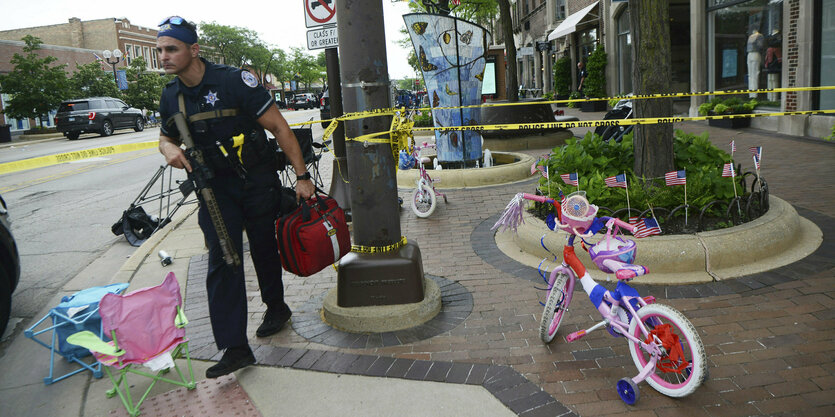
[275,121,331,188]
[24,283,129,385]
[67,272,196,417]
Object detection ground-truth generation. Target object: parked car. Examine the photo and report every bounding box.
[55,97,145,140]
[291,93,318,110]
[319,89,331,128]
[0,193,20,338]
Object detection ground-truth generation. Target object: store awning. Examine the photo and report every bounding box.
[547,1,600,41]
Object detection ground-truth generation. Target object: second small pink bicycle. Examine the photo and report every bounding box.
[402,141,447,218]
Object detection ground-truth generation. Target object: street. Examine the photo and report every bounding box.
[0,108,323,343]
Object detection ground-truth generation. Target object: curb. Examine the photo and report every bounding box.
[494,195,822,284]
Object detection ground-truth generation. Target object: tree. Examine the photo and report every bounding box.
[0,35,68,127]
[288,47,322,91]
[629,0,674,177]
[122,57,171,111]
[199,22,260,67]
[68,61,120,99]
[498,0,518,102]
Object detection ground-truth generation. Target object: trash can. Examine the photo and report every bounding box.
[0,124,11,143]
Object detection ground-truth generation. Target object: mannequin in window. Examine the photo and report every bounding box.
[763,32,782,101]
[747,28,765,98]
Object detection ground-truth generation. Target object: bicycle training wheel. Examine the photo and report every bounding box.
[627,303,706,398]
[411,182,436,218]
[539,272,571,343]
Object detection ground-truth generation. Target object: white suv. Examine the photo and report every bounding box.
[291,93,318,110]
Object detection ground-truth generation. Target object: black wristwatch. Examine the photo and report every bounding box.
[296,172,312,181]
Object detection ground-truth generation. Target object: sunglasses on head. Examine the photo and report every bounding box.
[159,16,187,26]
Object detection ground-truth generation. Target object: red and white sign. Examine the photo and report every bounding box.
[304,0,337,28]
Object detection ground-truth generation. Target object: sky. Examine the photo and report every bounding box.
[0,0,418,79]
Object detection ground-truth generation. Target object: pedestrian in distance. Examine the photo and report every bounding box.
[577,61,588,97]
[155,16,315,379]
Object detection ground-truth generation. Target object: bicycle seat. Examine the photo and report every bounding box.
[601,259,649,281]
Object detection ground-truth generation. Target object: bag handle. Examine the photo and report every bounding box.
[299,187,334,222]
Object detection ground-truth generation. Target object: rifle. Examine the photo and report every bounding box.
[171,112,242,266]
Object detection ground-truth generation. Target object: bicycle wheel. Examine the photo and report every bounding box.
[539,272,571,343]
[627,303,706,398]
[411,182,436,218]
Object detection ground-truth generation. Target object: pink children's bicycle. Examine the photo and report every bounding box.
[494,191,706,405]
[404,141,447,218]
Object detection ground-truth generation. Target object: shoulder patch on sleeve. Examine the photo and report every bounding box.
[241,71,258,88]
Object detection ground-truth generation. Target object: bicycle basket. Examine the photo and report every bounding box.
[558,192,597,235]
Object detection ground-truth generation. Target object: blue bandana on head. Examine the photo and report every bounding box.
[157,23,198,45]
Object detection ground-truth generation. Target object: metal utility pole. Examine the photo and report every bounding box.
[335,0,424,307]
[325,48,351,215]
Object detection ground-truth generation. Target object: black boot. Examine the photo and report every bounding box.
[206,345,255,379]
[256,306,292,337]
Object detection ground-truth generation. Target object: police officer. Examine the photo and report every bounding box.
[156,17,315,378]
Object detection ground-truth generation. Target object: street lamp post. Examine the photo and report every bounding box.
[102,49,123,86]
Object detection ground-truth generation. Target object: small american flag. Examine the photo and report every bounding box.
[93,52,103,61]
[629,217,662,238]
[561,172,578,186]
[722,163,735,177]
[750,146,762,170]
[451,0,461,5]
[730,140,736,154]
[664,170,686,186]
[604,173,627,188]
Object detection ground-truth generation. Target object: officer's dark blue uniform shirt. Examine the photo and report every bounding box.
[159,57,274,148]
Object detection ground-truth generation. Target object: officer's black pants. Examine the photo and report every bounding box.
[197,167,290,350]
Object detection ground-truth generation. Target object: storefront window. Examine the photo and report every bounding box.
[576,27,597,64]
[708,0,783,104]
[617,10,632,94]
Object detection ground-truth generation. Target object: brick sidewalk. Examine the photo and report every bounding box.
[185,121,835,416]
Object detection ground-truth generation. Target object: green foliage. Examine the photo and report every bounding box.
[67,62,120,99]
[567,91,581,108]
[413,112,434,127]
[0,35,69,126]
[542,92,554,100]
[825,123,835,142]
[199,22,260,67]
[583,46,607,98]
[122,57,171,111]
[536,130,740,215]
[698,97,760,115]
[553,56,572,97]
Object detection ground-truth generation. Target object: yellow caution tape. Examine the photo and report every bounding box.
[351,236,408,254]
[0,141,158,175]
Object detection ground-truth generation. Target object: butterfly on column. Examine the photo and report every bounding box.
[460,30,473,45]
[419,46,437,72]
[445,84,457,96]
[432,91,440,107]
[412,22,428,35]
[474,70,484,81]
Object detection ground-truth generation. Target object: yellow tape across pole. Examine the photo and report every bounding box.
[288,86,835,146]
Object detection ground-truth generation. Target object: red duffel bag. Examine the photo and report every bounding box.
[276,194,351,277]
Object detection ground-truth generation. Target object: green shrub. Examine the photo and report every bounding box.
[543,92,554,101]
[583,46,607,98]
[825,123,835,141]
[698,97,760,116]
[553,56,572,97]
[413,112,434,127]
[567,91,582,108]
[536,130,739,216]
